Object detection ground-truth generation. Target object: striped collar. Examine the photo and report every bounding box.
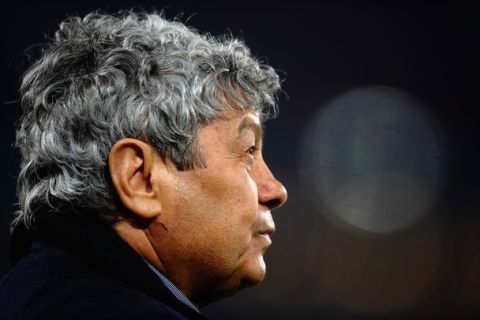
[144,260,200,313]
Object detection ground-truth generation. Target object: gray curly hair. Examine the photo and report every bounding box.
[15,11,281,228]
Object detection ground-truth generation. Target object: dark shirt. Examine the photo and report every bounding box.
[0,212,208,320]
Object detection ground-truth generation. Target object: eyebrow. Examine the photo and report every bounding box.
[237,117,263,141]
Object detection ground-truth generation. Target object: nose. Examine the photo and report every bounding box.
[255,160,288,211]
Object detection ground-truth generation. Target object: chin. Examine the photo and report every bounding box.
[194,258,267,306]
[242,256,267,286]
[223,256,267,293]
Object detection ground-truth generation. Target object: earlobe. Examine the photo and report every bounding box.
[109,138,162,219]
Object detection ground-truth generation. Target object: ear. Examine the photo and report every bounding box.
[109,138,163,220]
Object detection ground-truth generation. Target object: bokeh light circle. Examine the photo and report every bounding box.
[301,86,445,233]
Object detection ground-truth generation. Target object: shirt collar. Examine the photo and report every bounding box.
[144,260,200,313]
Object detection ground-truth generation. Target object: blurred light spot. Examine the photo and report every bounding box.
[301,86,446,233]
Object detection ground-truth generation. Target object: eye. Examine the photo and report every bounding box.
[246,145,257,156]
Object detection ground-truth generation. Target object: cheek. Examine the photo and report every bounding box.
[199,169,258,213]
[217,173,259,228]
[171,168,259,244]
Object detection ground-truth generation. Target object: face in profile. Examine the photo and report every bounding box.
[146,109,287,304]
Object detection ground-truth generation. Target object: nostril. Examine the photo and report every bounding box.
[258,179,287,210]
[264,198,280,210]
[263,197,284,211]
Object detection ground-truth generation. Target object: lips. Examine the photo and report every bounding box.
[256,220,275,246]
[258,225,275,236]
[257,211,275,236]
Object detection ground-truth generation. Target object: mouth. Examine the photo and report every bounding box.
[256,223,275,245]
[255,233,272,247]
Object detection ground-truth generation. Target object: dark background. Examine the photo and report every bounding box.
[1,1,479,319]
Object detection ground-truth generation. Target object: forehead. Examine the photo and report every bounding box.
[215,109,262,133]
[198,110,261,144]
[237,113,263,138]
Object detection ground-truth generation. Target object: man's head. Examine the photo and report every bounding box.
[15,11,287,305]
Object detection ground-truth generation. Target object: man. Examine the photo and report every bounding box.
[0,11,287,319]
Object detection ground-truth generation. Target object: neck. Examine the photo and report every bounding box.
[112,218,218,307]
[112,219,166,275]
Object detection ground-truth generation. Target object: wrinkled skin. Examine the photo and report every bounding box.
[146,110,287,305]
